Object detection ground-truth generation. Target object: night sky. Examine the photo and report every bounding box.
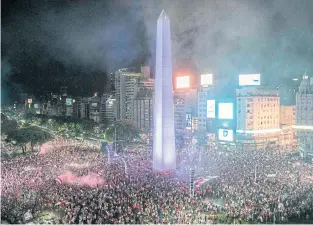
[2,0,313,104]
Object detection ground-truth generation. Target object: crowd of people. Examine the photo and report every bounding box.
[1,138,313,224]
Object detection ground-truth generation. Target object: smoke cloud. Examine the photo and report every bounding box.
[2,0,313,98]
[138,0,313,86]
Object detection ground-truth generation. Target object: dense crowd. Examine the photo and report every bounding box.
[1,139,313,224]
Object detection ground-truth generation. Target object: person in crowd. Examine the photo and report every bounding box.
[1,139,312,224]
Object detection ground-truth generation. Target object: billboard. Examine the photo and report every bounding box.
[201,74,213,86]
[176,76,190,89]
[66,98,72,105]
[218,103,234,119]
[207,100,216,118]
[239,74,261,86]
[91,103,98,107]
[186,113,192,129]
[34,104,39,109]
[218,129,234,142]
[27,99,32,104]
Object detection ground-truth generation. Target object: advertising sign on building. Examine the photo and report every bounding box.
[186,113,192,129]
[201,74,213,86]
[207,100,216,118]
[92,103,98,107]
[27,99,32,104]
[239,74,261,86]
[218,103,234,120]
[66,98,72,105]
[218,129,234,142]
[176,76,190,89]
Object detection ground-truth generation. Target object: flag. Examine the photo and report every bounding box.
[56,177,63,184]
[194,177,210,187]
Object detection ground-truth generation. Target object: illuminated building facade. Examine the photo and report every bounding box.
[295,73,313,159]
[153,10,176,171]
[236,87,280,146]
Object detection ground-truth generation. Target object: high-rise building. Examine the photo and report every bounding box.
[132,88,153,133]
[197,88,209,131]
[174,89,197,133]
[174,92,185,132]
[153,10,176,171]
[236,87,280,146]
[73,97,82,118]
[114,66,153,121]
[295,73,313,159]
[89,94,101,123]
[100,94,116,125]
[81,98,90,119]
[115,68,142,120]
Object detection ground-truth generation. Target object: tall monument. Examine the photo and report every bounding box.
[153,10,176,171]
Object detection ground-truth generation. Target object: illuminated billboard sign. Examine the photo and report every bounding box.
[186,113,192,129]
[218,103,234,119]
[92,103,98,107]
[34,104,39,109]
[176,76,190,89]
[218,129,234,142]
[239,74,261,86]
[66,98,72,105]
[27,99,32,104]
[201,74,213,86]
[207,100,216,118]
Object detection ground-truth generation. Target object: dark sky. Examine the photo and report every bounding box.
[2,0,313,104]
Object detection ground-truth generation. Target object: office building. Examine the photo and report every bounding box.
[132,88,153,133]
[295,73,313,159]
[236,87,280,146]
[100,94,116,125]
[115,68,142,120]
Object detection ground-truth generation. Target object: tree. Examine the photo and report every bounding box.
[27,126,53,151]
[6,129,28,154]
[1,114,18,136]
[7,126,53,153]
[105,120,140,143]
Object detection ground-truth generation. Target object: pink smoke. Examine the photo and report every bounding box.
[57,171,105,187]
[40,142,54,155]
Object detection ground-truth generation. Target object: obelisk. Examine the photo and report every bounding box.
[153,10,176,171]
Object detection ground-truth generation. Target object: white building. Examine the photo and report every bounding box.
[295,73,313,159]
[115,69,142,120]
[114,66,153,122]
[236,87,280,146]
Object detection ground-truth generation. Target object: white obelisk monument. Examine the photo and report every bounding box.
[153,10,176,171]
